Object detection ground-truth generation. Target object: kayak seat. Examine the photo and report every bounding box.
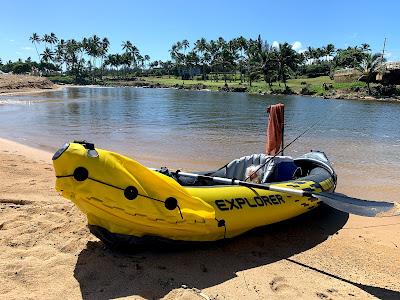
[220,154,296,183]
[225,154,270,181]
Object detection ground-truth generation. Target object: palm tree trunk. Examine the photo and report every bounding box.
[34,43,40,62]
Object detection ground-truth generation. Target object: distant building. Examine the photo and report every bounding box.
[334,62,400,84]
[333,68,361,83]
[378,62,400,84]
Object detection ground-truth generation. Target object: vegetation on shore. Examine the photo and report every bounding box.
[0,32,398,99]
[100,75,369,98]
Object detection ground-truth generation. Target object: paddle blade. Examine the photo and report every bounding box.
[316,192,400,217]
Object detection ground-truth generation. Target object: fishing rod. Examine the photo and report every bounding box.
[168,103,399,218]
[244,103,344,182]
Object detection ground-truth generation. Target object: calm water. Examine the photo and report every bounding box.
[1,87,400,171]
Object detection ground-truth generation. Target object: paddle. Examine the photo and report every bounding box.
[174,171,399,217]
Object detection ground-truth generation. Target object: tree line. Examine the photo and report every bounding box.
[0,33,386,92]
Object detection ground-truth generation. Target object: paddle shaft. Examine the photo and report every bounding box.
[175,171,398,217]
[176,171,309,197]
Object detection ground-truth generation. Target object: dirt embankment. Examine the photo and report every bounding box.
[0,75,56,94]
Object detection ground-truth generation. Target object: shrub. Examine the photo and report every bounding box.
[271,86,294,95]
[374,85,400,97]
[303,62,331,78]
[300,84,316,95]
[12,63,31,74]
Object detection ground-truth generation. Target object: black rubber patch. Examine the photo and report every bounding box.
[124,186,138,200]
[73,167,88,181]
[52,143,69,160]
[165,197,177,210]
[310,183,322,188]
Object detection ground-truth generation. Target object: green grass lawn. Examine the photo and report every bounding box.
[144,75,367,95]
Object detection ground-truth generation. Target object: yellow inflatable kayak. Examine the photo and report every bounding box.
[53,141,336,248]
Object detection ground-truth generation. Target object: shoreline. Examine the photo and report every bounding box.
[0,74,398,103]
[0,136,399,299]
[101,80,400,103]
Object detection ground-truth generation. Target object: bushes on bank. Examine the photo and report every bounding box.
[373,85,400,97]
[300,84,316,95]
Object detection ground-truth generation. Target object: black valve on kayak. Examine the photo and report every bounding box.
[73,140,99,158]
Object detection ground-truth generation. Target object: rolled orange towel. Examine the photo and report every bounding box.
[266,103,285,155]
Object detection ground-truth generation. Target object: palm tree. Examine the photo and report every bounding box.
[41,47,54,65]
[121,52,133,78]
[161,60,173,78]
[144,55,150,71]
[122,40,133,53]
[130,45,140,69]
[326,43,335,60]
[206,40,222,81]
[29,33,41,61]
[314,47,324,62]
[122,41,140,71]
[100,38,110,80]
[186,51,199,79]
[235,36,248,82]
[89,35,101,68]
[42,34,52,49]
[170,43,184,78]
[194,38,208,79]
[105,54,117,77]
[244,38,255,86]
[356,53,386,94]
[84,35,101,82]
[137,54,144,71]
[260,42,278,88]
[361,43,371,52]
[101,38,110,55]
[112,54,123,77]
[49,33,58,51]
[55,39,66,72]
[64,39,85,83]
[182,39,190,55]
[275,42,299,88]
[305,46,314,63]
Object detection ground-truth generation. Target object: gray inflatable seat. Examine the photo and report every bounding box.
[222,154,295,182]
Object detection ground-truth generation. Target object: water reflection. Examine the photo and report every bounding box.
[0,87,399,170]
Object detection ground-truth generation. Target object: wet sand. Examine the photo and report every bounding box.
[0,137,399,299]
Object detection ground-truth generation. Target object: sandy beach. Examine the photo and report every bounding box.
[0,137,399,300]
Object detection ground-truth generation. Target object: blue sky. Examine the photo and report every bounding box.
[1,0,399,62]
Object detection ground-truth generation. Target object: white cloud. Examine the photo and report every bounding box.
[291,41,302,51]
[9,39,15,42]
[21,46,34,51]
[272,41,279,49]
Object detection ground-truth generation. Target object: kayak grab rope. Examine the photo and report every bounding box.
[57,167,229,237]
[56,166,184,219]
